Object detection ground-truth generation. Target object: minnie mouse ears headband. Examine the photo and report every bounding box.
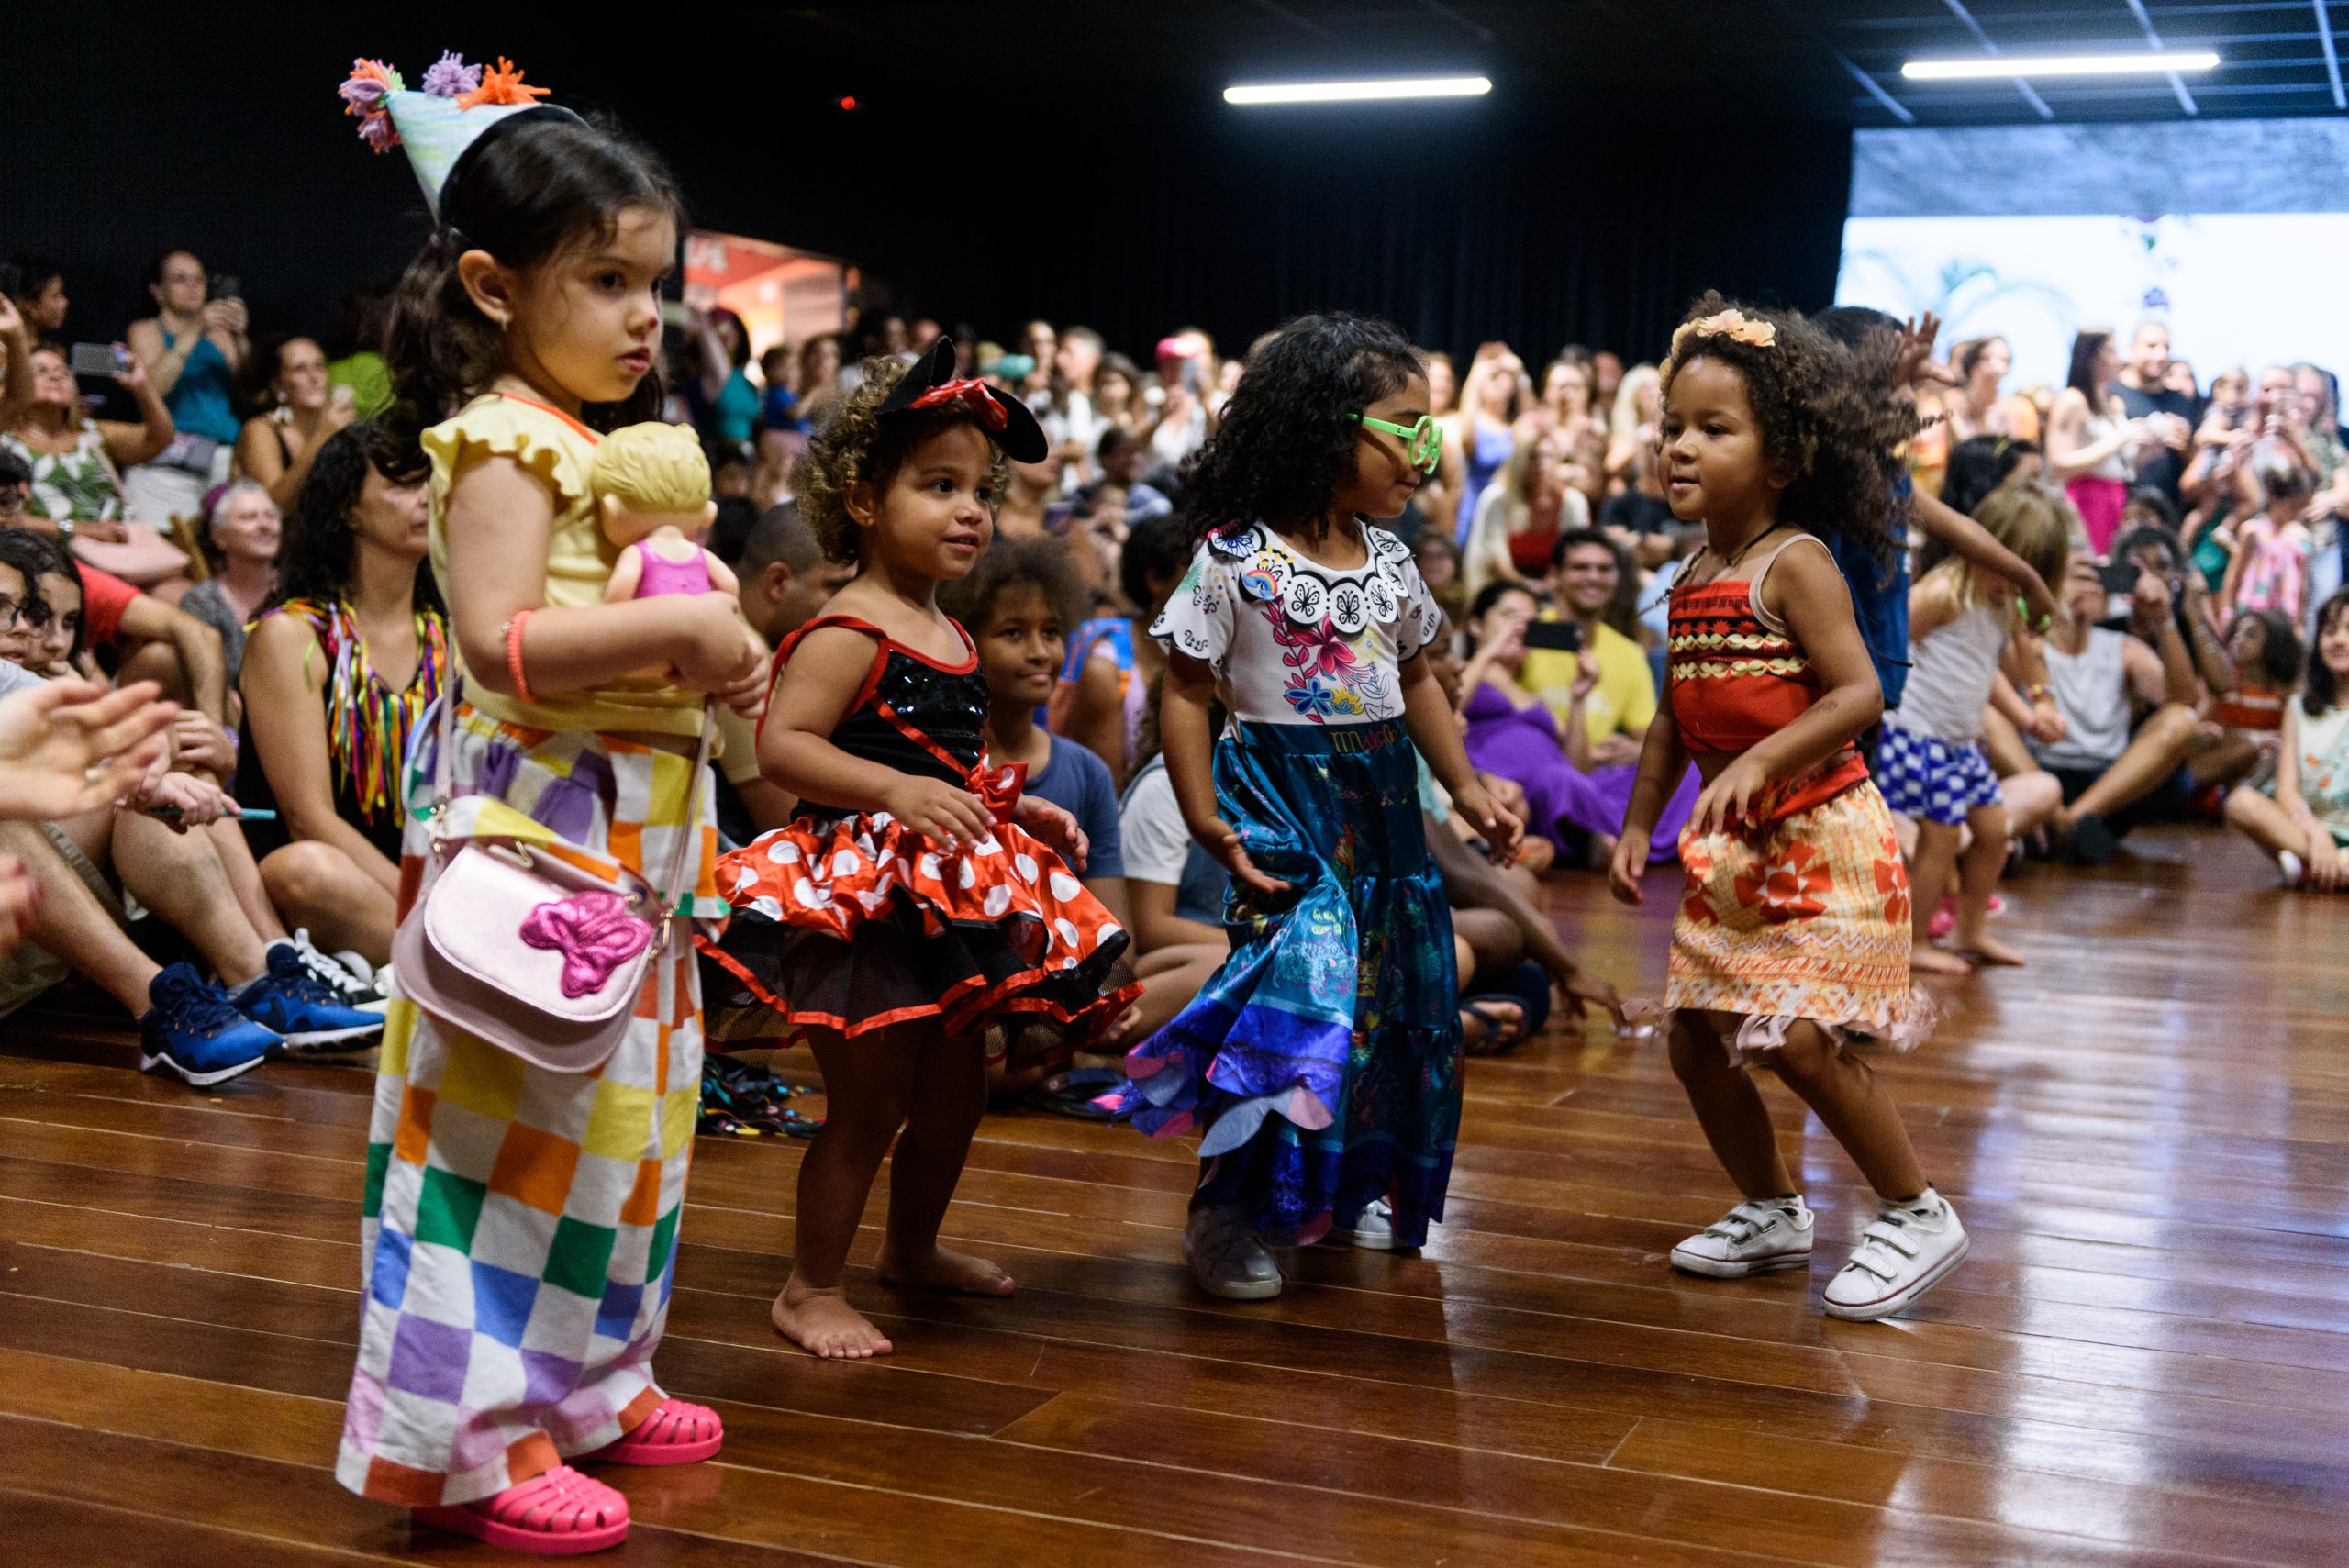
[339,52,583,222]
[877,338,1050,464]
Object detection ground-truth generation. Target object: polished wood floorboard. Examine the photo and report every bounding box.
[2,823,2344,1565]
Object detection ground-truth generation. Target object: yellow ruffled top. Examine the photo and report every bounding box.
[422,393,707,740]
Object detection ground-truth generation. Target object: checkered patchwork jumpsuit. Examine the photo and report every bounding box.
[335,712,721,1507]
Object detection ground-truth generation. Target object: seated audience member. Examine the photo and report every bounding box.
[942,539,1175,1082]
[0,339,192,596]
[1457,580,1693,862]
[1938,433,2042,520]
[1087,425,1173,522]
[2226,588,2349,888]
[235,334,356,510]
[122,250,246,531]
[2199,609,2300,797]
[72,556,228,724]
[711,501,854,846]
[1094,353,1156,445]
[0,537,376,1082]
[5,253,70,343]
[1598,439,1676,570]
[234,424,443,972]
[1053,512,1185,788]
[1412,530,1467,630]
[1464,431,1588,596]
[17,530,361,996]
[1419,618,1625,1050]
[0,671,186,965]
[177,479,281,701]
[1117,688,1243,986]
[2015,554,2204,863]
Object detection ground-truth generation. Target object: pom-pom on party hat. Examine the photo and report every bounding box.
[338,51,579,219]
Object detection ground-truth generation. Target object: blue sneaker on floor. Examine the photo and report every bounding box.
[140,962,281,1086]
[231,944,384,1054]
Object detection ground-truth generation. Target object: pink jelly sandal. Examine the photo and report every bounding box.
[588,1396,725,1466]
[415,1464,629,1556]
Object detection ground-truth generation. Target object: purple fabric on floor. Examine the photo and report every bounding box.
[1462,681,1696,855]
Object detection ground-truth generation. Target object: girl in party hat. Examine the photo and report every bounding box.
[328,52,764,1554]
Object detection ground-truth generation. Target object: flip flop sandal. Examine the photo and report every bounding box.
[589,1396,725,1466]
[1028,1066,1123,1120]
[415,1465,629,1555]
[1461,996,1529,1057]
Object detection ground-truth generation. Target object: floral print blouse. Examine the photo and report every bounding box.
[1150,522,1444,725]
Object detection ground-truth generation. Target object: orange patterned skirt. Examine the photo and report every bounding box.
[1666,779,1932,1059]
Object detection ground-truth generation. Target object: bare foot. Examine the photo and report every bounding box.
[1909,941,1972,976]
[1953,931,2027,966]
[874,1241,1016,1297]
[772,1280,893,1359]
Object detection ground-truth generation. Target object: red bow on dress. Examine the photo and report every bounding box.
[965,761,1027,824]
[907,378,1011,432]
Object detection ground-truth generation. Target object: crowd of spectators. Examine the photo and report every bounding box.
[0,239,2341,1087]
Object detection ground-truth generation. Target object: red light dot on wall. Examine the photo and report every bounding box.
[838,95,858,112]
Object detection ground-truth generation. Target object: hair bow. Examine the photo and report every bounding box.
[908,378,1011,433]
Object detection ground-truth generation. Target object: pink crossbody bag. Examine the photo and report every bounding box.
[391,678,714,1073]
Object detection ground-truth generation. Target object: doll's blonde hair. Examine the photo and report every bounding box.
[592,421,710,513]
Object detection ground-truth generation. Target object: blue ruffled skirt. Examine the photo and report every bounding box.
[1110,718,1461,1248]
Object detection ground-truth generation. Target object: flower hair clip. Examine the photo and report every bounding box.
[1672,308,1779,356]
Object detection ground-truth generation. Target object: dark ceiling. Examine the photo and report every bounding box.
[747,0,2345,126]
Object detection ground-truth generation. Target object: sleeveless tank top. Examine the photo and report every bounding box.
[161,330,240,445]
[634,545,712,597]
[2078,413,2132,482]
[1667,537,1868,821]
[1887,599,2008,743]
[2033,628,2132,770]
[771,613,1002,828]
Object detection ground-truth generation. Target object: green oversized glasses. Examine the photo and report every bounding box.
[1350,411,1443,474]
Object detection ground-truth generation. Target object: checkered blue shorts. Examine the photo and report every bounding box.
[1876,720,2002,826]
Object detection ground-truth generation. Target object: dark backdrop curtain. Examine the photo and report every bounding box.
[1,10,1852,369]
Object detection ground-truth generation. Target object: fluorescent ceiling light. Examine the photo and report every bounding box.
[1903,51,2219,81]
[1224,76,1492,106]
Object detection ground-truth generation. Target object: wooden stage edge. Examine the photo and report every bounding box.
[1,821,2346,1566]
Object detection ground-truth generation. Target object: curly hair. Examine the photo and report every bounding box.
[792,356,1010,565]
[1661,292,1913,561]
[938,535,1088,636]
[269,422,444,617]
[1179,312,1424,545]
[2231,607,2304,692]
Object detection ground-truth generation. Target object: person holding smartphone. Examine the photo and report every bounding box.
[0,334,196,596]
[122,250,246,528]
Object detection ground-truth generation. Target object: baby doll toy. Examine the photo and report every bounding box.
[597,419,738,602]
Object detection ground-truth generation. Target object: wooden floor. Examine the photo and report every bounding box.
[3,823,2347,1566]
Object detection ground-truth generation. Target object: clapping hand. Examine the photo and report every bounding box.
[0,679,177,821]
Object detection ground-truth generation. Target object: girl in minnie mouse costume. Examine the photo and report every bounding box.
[699,339,1138,1359]
[1108,313,1522,1301]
